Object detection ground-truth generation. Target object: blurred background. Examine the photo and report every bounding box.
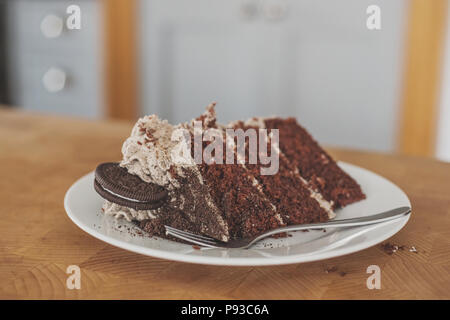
[0,0,449,161]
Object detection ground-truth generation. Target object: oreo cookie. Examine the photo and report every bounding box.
[94,162,168,210]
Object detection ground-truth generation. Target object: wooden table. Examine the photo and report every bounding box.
[1,108,449,300]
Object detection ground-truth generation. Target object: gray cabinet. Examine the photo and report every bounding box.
[6,0,102,118]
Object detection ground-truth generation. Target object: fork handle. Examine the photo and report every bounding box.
[253,206,411,242]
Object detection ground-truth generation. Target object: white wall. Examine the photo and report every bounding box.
[436,3,450,162]
[139,0,407,152]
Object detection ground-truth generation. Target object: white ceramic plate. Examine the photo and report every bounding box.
[64,162,411,266]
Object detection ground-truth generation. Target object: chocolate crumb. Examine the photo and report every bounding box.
[271,232,288,239]
[381,242,398,255]
[325,266,338,274]
[409,246,418,253]
[381,242,417,255]
[339,271,347,277]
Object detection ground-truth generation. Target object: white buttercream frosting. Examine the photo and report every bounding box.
[120,115,193,189]
[102,201,158,221]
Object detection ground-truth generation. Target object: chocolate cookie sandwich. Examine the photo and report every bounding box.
[97,103,365,242]
[94,162,168,210]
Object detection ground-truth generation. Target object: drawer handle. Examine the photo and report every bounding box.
[40,14,64,38]
[42,67,67,93]
[264,1,288,21]
[240,2,259,20]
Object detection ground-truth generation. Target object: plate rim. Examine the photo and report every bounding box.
[64,161,411,266]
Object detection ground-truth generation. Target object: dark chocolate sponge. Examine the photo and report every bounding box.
[94,162,168,210]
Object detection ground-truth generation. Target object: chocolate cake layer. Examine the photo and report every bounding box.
[139,208,201,241]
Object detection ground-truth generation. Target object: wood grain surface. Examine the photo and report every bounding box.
[1,108,449,299]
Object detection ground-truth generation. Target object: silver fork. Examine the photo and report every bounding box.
[165,206,411,249]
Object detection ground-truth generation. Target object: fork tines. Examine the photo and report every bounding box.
[165,226,220,248]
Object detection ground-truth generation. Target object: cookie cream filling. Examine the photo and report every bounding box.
[100,185,150,203]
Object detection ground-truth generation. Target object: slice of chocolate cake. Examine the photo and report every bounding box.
[263,118,366,208]
[101,103,365,242]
